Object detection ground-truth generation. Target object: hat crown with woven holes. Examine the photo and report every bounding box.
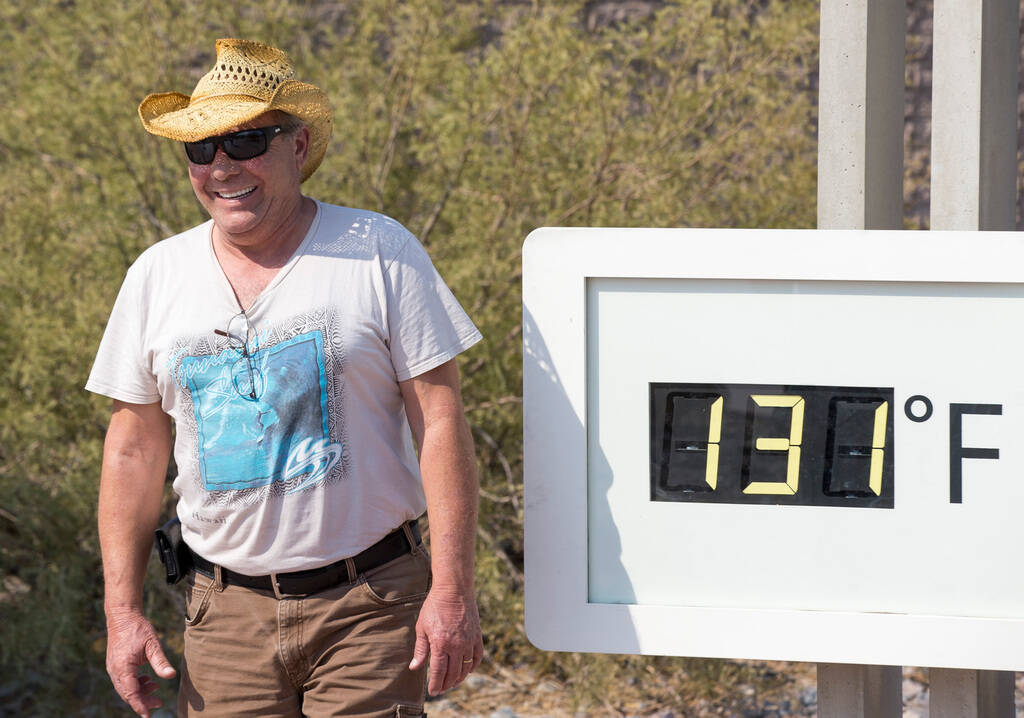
[138,38,333,183]
[192,40,294,104]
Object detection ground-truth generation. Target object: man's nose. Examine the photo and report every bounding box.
[209,148,240,175]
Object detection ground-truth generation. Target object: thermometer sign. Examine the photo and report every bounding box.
[524,228,1024,670]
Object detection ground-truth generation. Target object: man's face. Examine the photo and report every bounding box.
[187,111,309,242]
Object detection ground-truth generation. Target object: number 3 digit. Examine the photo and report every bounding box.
[744,394,804,495]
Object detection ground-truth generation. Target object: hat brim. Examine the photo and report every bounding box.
[138,81,332,182]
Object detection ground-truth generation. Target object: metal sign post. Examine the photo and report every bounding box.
[928,0,1020,714]
[817,0,905,714]
[815,0,905,712]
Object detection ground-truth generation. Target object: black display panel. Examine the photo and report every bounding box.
[650,383,895,508]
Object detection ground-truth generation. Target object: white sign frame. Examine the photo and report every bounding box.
[523,227,1024,670]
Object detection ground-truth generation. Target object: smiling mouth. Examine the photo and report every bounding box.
[215,186,256,200]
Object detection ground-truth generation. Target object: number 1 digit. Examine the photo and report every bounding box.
[868,401,888,496]
[705,396,723,490]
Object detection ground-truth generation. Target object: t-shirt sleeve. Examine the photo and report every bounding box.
[85,262,161,404]
[384,233,482,381]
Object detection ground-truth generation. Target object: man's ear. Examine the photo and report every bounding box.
[293,125,311,173]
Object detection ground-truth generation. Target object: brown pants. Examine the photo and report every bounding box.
[177,548,430,717]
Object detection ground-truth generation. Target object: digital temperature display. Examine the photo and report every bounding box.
[525,228,1024,670]
[650,382,895,508]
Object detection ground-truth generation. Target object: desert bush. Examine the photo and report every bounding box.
[0,0,817,712]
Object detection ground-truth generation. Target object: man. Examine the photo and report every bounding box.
[87,38,483,717]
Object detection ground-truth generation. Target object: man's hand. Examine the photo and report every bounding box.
[105,607,176,717]
[409,586,483,695]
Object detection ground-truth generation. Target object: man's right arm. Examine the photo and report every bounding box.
[98,399,176,717]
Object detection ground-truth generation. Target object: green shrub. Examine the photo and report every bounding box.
[0,0,817,712]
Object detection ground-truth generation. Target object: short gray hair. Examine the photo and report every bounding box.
[278,112,306,134]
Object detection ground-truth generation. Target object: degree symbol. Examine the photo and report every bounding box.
[904,395,933,423]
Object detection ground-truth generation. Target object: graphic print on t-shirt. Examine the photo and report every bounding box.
[170,311,346,502]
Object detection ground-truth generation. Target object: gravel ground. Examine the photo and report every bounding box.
[424,665,1024,717]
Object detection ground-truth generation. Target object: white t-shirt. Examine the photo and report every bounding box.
[86,201,481,574]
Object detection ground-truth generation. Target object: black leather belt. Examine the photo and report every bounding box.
[190,520,421,595]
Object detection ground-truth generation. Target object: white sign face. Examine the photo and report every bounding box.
[523,228,1024,670]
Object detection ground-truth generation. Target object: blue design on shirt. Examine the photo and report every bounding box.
[182,330,341,492]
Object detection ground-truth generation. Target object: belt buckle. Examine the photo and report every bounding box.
[271,572,287,599]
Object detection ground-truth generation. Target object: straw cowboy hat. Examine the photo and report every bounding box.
[139,38,333,182]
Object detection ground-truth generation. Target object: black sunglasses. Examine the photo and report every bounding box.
[184,125,283,164]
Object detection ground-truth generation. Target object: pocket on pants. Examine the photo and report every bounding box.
[359,550,431,606]
[184,570,216,626]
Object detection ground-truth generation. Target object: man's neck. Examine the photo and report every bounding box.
[210,196,317,310]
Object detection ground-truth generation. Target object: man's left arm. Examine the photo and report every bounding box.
[400,358,483,696]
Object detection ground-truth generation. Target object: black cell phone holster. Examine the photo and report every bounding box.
[154,516,192,585]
